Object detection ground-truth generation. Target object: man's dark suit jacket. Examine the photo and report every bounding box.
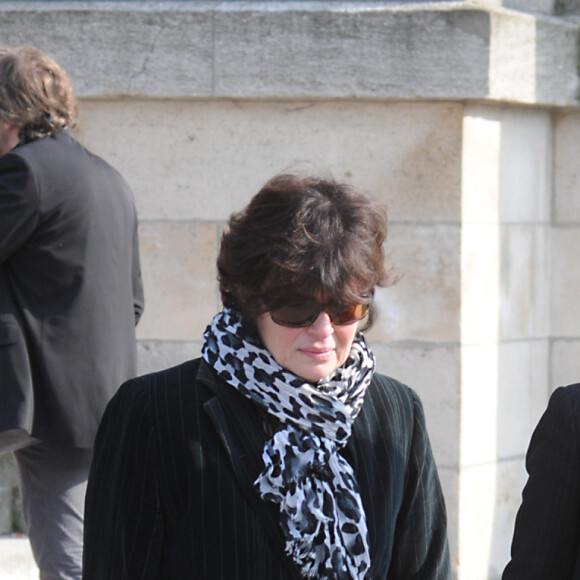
[83,357,450,579]
[0,130,144,448]
[503,383,580,579]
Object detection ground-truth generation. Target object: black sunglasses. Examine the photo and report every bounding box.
[269,302,371,328]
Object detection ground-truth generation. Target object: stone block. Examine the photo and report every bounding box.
[369,223,461,343]
[551,339,580,388]
[0,5,215,98]
[499,225,550,340]
[498,108,551,223]
[462,106,501,224]
[489,9,580,105]
[460,343,501,465]
[212,6,491,99]
[550,227,580,337]
[138,340,203,377]
[1,3,579,105]
[496,340,550,458]
[369,342,460,469]
[136,221,220,341]
[461,224,501,344]
[462,104,552,225]
[76,99,463,223]
[461,340,549,466]
[555,111,580,223]
[458,459,528,580]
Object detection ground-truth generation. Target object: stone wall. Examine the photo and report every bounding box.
[1,2,580,579]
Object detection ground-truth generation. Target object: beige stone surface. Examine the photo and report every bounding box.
[370,223,461,343]
[551,340,580,388]
[462,107,501,224]
[498,108,551,223]
[459,338,550,460]
[370,342,460,469]
[136,222,220,341]
[499,225,550,340]
[461,223,502,344]
[496,340,550,458]
[550,227,580,337]
[555,111,580,223]
[490,9,580,105]
[462,105,551,224]
[77,99,463,223]
[460,343,501,466]
[458,459,528,580]
[138,340,203,376]
[461,338,548,463]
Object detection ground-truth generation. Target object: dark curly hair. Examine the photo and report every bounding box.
[0,46,77,143]
[217,173,395,332]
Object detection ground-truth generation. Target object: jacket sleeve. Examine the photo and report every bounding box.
[83,380,164,580]
[0,154,39,264]
[389,391,450,579]
[502,386,580,580]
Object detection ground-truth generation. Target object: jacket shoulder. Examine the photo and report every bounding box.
[365,373,422,417]
[114,358,206,408]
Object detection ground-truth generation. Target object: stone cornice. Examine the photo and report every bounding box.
[1,1,578,106]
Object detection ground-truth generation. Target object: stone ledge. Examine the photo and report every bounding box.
[0,2,577,106]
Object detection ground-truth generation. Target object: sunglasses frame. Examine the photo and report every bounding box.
[269,301,371,328]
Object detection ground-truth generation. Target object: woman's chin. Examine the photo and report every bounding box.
[292,361,338,383]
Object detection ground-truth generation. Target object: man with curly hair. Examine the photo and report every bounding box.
[0,46,144,579]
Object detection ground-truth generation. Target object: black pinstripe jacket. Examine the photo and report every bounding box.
[83,358,450,579]
[503,384,580,579]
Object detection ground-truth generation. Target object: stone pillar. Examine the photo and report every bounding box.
[1,2,579,579]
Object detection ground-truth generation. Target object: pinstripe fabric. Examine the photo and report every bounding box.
[503,384,580,580]
[83,358,450,580]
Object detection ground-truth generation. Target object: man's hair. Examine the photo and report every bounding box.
[217,173,395,332]
[0,46,77,143]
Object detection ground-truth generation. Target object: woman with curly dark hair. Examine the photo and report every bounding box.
[84,173,450,579]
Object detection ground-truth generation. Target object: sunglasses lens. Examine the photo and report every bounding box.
[332,303,370,325]
[270,305,319,327]
[270,302,370,327]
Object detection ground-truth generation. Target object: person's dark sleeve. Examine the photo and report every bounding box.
[390,392,451,579]
[503,386,580,580]
[83,380,163,580]
[0,154,38,264]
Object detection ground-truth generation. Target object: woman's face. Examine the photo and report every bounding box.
[255,311,359,382]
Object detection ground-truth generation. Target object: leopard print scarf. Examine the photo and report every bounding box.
[202,308,375,579]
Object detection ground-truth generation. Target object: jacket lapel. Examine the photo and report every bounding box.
[198,362,300,578]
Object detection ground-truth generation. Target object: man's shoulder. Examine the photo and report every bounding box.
[11,131,107,168]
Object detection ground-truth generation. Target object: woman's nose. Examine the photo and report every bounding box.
[307,311,334,337]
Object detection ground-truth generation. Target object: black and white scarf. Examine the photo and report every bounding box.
[202,308,376,579]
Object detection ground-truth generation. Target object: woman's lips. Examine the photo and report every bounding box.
[300,347,334,360]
